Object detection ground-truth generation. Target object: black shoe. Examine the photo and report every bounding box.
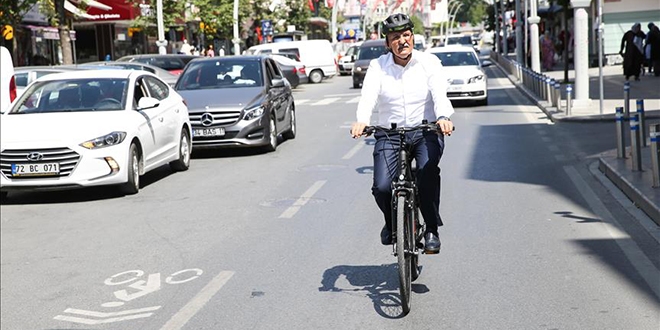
[424,232,441,254]
[380,226,393,245]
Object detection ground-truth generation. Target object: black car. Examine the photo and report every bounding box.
[352,39,388,88]
[117,54,198,75]
[174,56,295,152]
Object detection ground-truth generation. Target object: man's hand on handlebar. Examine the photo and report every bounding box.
[436,119,453,136]
[351,122,368,138]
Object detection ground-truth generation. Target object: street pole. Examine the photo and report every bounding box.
[501,0,507,55]
[515,0,523,63]
[232,0,240,55]
[528,0,540,72]
[331,1,338,44]
[156,0,167,55]
[494,0,500,54]
[597,0,604,115]
[449,3,463,36]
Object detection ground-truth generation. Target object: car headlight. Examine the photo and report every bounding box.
[244,105,264,121]
[468,75,485,84]
[80,132,127,149]
[355,67,362,72]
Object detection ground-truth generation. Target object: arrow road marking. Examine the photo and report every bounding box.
[54,306,161,325]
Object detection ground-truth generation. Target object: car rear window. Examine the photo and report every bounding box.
[432,51,479,66]
[446,36,472,46]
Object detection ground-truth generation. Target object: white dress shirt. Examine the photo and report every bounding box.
[356,50,454,127]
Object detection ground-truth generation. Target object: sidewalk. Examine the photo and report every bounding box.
[491,54,660,225]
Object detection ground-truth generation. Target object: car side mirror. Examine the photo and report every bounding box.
[481,60,493,67]
[350,55,356,62]
[271,78,285,88]
[137,97,159,110]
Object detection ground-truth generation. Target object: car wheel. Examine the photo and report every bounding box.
[120,143,140,195]
[264,115,278,152]
[282,107,296,140]
[309,70,323,84]
[170,128,191,172]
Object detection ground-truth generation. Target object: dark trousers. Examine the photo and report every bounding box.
[372,130,444,235]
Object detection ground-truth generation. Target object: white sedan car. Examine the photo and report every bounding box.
[0,70,192,198]
[427,45,490,106]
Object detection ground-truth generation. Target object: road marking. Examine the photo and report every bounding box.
[342,141,366,160]
[279,180,327,218]
[563,165,660,299]
[547,144,560,153]
[311,97,340,106]
[346,96,361,104]
[541,136,552,143]
[159,271,235,330]
[295,99,309,105]
[554,154,568,162]
[54,306,161,325]
[325,93,361,97]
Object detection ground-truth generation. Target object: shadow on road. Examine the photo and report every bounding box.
[319,263,429,319]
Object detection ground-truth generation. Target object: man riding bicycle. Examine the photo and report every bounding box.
[350,13,454,254]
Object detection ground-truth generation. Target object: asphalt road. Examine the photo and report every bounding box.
[1,60,658,330]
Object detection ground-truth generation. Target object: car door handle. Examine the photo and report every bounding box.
[159,117,164,122]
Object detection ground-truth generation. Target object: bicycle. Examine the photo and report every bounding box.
[363,121,451,315]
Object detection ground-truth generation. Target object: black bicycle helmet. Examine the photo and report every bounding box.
[382,13,414,35]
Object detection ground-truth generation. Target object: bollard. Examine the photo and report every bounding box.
[630,113,642,171]
[624,81,631,118]
[546,77,553,105]
[540,75,547,101]
[637,99,646,147]
[651,124,660,187]
[616,107,626,159]
[566,85,573,116]
[555,81,561,108]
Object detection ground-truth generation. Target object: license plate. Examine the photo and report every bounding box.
[11,163,60,176]
[448,86,462,92]
[193,127,225,137]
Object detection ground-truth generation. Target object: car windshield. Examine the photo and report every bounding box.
[446,36,473,46]
[357,45,388,60]
[176,59,264,90]
[10,78,128,114]
[432,51,479,67]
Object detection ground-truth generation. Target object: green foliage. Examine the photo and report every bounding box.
[409,14,425,35]
[131,0,186,31]
[455,0,489,27]
[0,0,40,27]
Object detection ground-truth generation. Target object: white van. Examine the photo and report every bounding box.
[414,34,426,51]
[247,40,337,84]
[0,46,16,113]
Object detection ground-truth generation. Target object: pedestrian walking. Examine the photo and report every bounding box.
[541,31,555,71]
[179,39,192,55]
[619,23,646,81]
[647,23,660,77]
[207,45,215,57]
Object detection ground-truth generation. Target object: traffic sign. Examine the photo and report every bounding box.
[2,25,13,40]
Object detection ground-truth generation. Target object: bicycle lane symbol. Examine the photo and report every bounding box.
[53,268,203,325]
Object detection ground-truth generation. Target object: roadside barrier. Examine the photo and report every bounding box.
[616,107,626,159]
[566,85,573,116]
[554,81,561,110]
[637,99,646,147]
[545,77,553,105]
[650,123,660,187]
[630,113,642,171]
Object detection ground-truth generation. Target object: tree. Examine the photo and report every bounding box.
[38,0,73,64]
[1,0,40,61]
[455,0,488,27]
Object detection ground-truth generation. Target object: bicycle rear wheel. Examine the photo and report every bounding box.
[396,195,412,314]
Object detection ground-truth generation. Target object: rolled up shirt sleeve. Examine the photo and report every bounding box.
[427,55,455,119]
[356,59,381,124]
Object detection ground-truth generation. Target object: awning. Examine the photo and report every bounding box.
[65,1,96,19]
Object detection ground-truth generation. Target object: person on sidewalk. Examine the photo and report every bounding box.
[179,39,192,55]
[619,23,646,81]
[541,31,555,71]
[206,45,215,57]
[647,23,660,77]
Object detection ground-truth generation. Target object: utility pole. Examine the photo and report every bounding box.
[515,0,523,63]
[331,1,338,44]
[494,0,500,54]
[528,0,540,71]
[501,0,507,55]
[232,0,240,55]
[156,0,167,55]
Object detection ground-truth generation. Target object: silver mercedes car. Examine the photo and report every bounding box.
[175,56,296,152]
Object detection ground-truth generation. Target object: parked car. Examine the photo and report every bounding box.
[270,54,308,88]
[0,70,192,198]
[116,54,198,75]
[175,56,295,152]
[0,46,16,113]
[445,34,480,53]
[85,61,179,86]
[14,67,80,98]
[352,39,388,88]
[427,45,490,105]
[338,43,360,76]
[246,40,337,83]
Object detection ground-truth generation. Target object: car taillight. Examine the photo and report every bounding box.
[292,67,297,74]
[9,75,16,102]
[299,66,306,74]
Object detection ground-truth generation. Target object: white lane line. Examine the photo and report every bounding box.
[60,306,161,318]
[325,93,361,97]
[547,144,560,153]
[295,99,310,105]
[54,313,155,325]
[279,180,327,218]
[346,96,361,104]
[563,165,660,299]
[342,141,366,160]
[554,154,568,162]
[159,271,235,330]
[541,136,552,143]
[311,97,340,106]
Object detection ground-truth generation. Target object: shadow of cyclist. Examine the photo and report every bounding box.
[319,264,429,319]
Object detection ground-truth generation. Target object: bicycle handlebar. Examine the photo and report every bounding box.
[362,123,455,136]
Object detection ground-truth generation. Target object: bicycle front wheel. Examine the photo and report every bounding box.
[396,195,412,315]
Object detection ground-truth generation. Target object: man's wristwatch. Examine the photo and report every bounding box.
[437,116,451,121]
